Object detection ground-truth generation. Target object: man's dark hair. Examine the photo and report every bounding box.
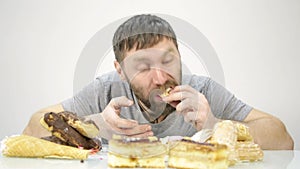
[113,14,178,62]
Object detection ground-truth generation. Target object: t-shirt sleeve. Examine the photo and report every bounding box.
[61,78,103,116]
[201,77,253,121]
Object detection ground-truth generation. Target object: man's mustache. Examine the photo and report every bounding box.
[157,80,179,93]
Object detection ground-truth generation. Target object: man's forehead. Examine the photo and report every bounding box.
[123,38,178,57]
[129,48,175,59]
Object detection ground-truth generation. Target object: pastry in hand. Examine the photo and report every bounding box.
[160,86,173,97]
[159,85,181,107]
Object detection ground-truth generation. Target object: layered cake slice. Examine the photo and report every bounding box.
[168,139,229,169]
[210,120,238,165]
[235,122,263,162]
[236,141,263,162]
[108,135,167,168]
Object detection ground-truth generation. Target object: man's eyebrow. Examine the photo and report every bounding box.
[162,48,177,57]
[162,48,172,55]
[133,57,150,62]
[133,48,176,61]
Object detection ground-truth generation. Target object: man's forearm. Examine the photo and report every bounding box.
[244,109,294,150]
[23,111,51,138]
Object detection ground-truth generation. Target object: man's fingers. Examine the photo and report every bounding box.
[182,111,206,131]
[127,131,154,138]
[162,91,189,102]
[169,101,180,108]
[120,124,152,136]
[171,85,194,93]
[176,99,194,113]
[115,117,138,129]
[102,112,138,128]
[102,96,155,138]
[112,123,153,136]
[182,111,198,122]
[110,96,133,110]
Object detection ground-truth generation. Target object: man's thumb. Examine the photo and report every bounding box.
[110,96,133,109]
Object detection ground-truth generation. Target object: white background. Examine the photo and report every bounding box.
[0,0,299,149]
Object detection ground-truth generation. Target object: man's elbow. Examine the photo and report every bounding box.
[287,137,294,150]
[280,133,294,150]
[252,116,294,150]
[268,119,294,150]
[277,119,294,150]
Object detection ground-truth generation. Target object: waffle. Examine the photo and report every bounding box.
[2,135,90,160]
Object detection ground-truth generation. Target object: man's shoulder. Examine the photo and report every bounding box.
[182,74,210,85]
[94,71,130,96]
[95,71,121,83]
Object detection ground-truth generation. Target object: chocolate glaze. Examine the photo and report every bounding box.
[58,111,99,130]
[43,112,101,150]
[41,135,71,146]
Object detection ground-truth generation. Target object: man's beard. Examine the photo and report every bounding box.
[130,78,180,122]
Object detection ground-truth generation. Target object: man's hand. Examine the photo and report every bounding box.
[162,85,215,130]
[100,96,153,138]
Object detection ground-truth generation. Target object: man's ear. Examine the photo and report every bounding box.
[114,60,126,80]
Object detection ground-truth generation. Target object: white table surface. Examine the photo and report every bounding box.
[1,145,299,169]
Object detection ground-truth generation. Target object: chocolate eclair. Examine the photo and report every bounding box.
[58,111,99,138]
[40,112,101,150]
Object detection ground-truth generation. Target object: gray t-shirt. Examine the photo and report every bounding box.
[62,71,252,139]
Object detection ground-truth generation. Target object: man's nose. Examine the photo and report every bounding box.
[151,68,168,85]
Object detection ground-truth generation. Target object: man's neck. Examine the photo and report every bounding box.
[137,100,168,124]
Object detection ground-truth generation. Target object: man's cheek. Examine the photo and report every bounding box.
[164,71,181,86]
